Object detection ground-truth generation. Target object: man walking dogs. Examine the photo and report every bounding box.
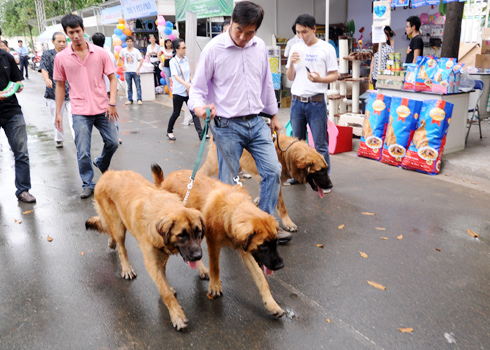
[189,1,292,244]
[54,14,119,199]
[286,14,338,193]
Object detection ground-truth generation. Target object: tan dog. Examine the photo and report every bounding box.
[85,167,205,330]
[362,115,373,139]
[152,167,285,318]
[412,119,429,149]
[384,115,397,146]
[197,134,332,232]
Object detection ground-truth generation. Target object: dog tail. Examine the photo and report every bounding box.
[85,216,106,233]
[151,163,164,188]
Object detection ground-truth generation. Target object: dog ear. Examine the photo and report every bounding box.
[243,232,256,252]
[156,218,175,246]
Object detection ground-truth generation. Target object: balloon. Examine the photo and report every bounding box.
[155,20,159,26]
[120,34,127,41]
[161,54,165,60]
[116,74,120,79]
[160,78,166,85]
[114,52,120,60]
[164,27,172,35]
[171,29,179,37]
[114,28,123,36]
[120,75,125,82]
[121,42,127,48]
[160,71,165,78]
[117,61,122,67]
[159,16,165,23]
[117,24,125,30]
[168,34,175,41]
[118,18,125,24]
[117,67,124,75]
[113,38,122,46]
[166,21,173,28]
[67,38,71,42]
[123,29,132,36]
[115,45,122,52]
[164,85,169,94]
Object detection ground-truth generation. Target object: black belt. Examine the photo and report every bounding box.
[217,114,257,121]
[292,94,324,103]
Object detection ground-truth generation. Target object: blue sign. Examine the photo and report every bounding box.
[101,5,123,25]
[120,0,158,20]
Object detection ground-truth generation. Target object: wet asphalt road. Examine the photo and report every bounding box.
[1,71,489,350]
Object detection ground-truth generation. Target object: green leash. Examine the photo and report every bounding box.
[183,108,211,205]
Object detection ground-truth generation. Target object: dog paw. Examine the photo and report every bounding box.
[108,237,117,249]
[170,309,188,331]
[269,306,285,319]
[253,196,260,206]
[198,266,209,280]
[282,222,298,232]
[207,283,223,298]
[121,268,137,280]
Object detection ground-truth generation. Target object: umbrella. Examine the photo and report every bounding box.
[38,24,90,43]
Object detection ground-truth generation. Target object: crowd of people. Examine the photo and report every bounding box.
[1,1,342,244]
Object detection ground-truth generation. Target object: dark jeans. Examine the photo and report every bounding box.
[167,94,203,138]
[19,56,29,78]
[0,113,31,196]
[152,62,161,87]
[372,79,377,89]
[124,72,142,102]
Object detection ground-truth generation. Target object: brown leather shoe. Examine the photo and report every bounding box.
[277,228,292,244]
[17,191,36,203]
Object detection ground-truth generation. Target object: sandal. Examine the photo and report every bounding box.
[167,133,176,141]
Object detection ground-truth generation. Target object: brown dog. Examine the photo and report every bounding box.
[152,167,285,318]
[197,134,332,232]
[362,114,373,139]
[412,119,429,149]
[85,167,205,330]
[384,115,397,146]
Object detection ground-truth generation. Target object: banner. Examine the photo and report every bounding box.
[175,0,233,22]
[392,0,409,6]
[120,0,158,20]
[101,5,123,25]
[373,1,391,27]
[411,0,427,7]
[426,0,440,5]
[443,0,459,2]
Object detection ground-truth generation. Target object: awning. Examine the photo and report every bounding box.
[38,24,65,43]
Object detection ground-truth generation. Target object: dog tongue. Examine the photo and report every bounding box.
[314,180,324,199]
[187,261,199,269]
[262,265,274,276]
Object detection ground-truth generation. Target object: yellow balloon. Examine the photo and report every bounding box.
[161,54,165,60]
[117,24,125,30]
[155,20,159,26]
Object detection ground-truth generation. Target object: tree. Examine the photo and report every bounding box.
[441,2,465,58]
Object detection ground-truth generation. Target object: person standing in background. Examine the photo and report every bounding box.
[1,40,19,64]
[15,40,29,79]
[405,16,423,64]
[370,26,394,90]
[221,19,230,33]
[119,36,143,105]
[161,38,173,90]
[284,25,300,59]
[40,32,74,148]
[146,34,163,88]
[0,27,36,203]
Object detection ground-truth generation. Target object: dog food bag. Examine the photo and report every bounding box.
[403,64,418,91]
[380,97,423,166]
[401,100,454,175]
[432,58,456,94]
[358,93,392,161]
[452,63,465,93]
[415,56,438,92]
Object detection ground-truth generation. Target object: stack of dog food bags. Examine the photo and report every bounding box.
[380,97,423,166]
[432,58,456,94]
[415,56,438,92]
[401,100,454,175]
[403,64,418,91]
[358,93,392,160]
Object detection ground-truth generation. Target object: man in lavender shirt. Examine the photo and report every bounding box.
[189,1,292,244]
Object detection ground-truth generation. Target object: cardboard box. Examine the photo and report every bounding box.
[281,96,291,108]
[475,54,490,69]
[376,74,405,90]
[482,28,490,54]
[459,42,481,66]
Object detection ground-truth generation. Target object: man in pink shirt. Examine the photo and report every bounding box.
[54,14,119,199]
[189,1,291,244]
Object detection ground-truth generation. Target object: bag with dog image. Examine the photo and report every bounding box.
[401,99,453,175]
[380,96,423,167]
[357,93,392,161]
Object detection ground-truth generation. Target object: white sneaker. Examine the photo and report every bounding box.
[137,100,143,105]
[125,101,133,105]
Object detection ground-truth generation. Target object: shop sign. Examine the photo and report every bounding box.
[426,0,440,5]
[411,0,427,7]
[392,0,409,6]
[120,0,158,21]
[373,1,391,27]
[175,0,233,22]
[101,5,123,25]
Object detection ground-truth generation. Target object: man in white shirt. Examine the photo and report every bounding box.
[286,14,338,193]
[283,25,300,58]
[119,36,143,105]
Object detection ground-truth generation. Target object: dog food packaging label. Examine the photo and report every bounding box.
[381,97,423,166]
[415,56,438,92]
[451,63,464,93]
[358,93,392,160]
[401,100,453,175]
[432,58,456,94]
[403,64,418,90]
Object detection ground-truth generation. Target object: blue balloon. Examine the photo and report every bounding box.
[116,74,120,79]
[120,34,127,41]
[166,21,173,28]
[114,28,123,36]
[160,78,166,85]
[121,42,127,48]
[164,27,172,35]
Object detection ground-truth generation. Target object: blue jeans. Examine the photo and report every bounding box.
[212,116,281,216]
[125,72,142,102]
[290,99,331,174]
[72,113,119,189]
[0,113,31,196]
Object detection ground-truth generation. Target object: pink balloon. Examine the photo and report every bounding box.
[169,34,175,41]
[115,45,122,52]
[159,16,165,23]
[160,71,165,78]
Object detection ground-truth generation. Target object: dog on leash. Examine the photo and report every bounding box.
[85,166,205,330]
[152,167,286,318]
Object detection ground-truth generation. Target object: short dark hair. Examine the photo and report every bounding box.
[232,1,264,31]
[125,36,133,42]
[407,16,421,31]
[61,14,84,32]
[295,14,316,30]
[172,38,184,54]
[0,27,2,36]
[18,39,23,42]
[223,19,230,27]
[291,25,296,35]
[92,32,105,47]
[1,40,8,46]
[52,32,65,42]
